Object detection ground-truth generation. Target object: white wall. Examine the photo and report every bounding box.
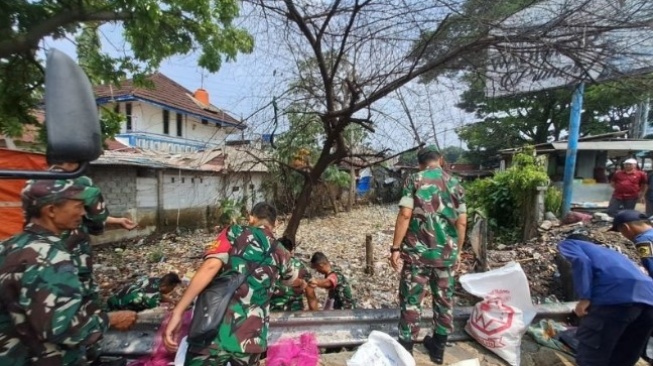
[109,102,235,149]
[162,171,223,210]
[221,172,266,209]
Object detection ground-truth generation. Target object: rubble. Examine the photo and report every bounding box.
[93,205,644,308]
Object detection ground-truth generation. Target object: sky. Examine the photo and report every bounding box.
[41,9,477,153]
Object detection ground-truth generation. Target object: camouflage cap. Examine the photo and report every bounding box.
[21,178,100,209]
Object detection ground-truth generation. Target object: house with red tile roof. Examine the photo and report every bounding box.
[94,73,245,153]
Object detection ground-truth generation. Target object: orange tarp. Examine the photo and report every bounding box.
[0,149,48,239]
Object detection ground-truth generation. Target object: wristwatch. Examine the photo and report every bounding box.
[390,246,401,253]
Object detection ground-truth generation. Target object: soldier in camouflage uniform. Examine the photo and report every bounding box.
[270,237,313,312]
[0,179,137,366]
[107,273,181,312]
[389,145,467,365]
[309,252,356,310]
[164,202,300,366]
[44,163,137,363]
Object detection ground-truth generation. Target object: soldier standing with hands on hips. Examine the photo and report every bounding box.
[390,145,467,365]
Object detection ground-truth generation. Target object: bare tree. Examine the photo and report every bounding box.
[245,0,653,241]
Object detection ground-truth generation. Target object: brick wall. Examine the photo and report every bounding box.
[86,166,137,217]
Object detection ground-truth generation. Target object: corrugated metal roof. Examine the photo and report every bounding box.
[92,146,269,173]
[550,140,653,151]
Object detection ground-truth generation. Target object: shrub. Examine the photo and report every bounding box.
[464,148,549,241]
[544,186,563,217]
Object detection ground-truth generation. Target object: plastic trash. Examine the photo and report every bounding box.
[347,331,415,366]
[460,262,536,366]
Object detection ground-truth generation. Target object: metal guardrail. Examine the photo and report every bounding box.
[101,302,576,358]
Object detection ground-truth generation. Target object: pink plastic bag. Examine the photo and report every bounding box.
[128,310,193,366]
[266,333,320,366]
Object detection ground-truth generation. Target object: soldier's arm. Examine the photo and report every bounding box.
[393,175,415,248]
[20,244,108,347]
[310,278,335,289]
[451,180,468,247]
[80,177,109,235]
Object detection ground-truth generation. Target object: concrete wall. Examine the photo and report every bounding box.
[222,172,266,210]
[86,165,268,244]
[87,166,137,217]
[553,182,612,204]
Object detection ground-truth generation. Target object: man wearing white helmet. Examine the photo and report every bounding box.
[608,158,647,217]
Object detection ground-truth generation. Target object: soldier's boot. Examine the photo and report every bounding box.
[423,334,447,365]
[398,339,413,355]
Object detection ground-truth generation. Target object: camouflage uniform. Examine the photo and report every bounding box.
[0,179,109,366]
[106,277,161,312]
[397,158,466,342]
[270,257,312,312]
[27,174,109,362]
[186,225,297,366]
[325,266,356,310]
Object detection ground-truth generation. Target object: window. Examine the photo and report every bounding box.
[200,178,204,183]
[249,184,255,191]
[176,113,183,137]
[125,103,133,131]
[114,103,120,114]
[163,110,170,134]
[201,119,208,125]
[171,177,175,183]
[191,178,195,183]
[232,186,240,192]
[181,177,185,183]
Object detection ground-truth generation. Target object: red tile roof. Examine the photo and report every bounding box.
[105,139,139,152]
[93,73,244,129]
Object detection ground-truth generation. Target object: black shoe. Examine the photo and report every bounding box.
[398,339,413,355]
[423,334,447,365]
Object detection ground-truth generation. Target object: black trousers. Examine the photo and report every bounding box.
[576,304,653,366]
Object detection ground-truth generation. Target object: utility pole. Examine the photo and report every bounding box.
[561,84,585,216]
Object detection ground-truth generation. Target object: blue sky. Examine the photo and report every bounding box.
[42,18,475,152]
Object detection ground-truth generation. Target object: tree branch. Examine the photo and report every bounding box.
[346,143,426,169]
[0,9,131,59]
[240,149,310,178]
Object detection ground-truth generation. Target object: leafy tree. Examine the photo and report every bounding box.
[457,76,650,165]
[441,146,467,164]
[0,0,253,139]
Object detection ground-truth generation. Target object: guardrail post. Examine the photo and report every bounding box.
[365,234,374,276]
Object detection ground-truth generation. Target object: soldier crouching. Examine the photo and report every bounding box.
[0,179,137,366]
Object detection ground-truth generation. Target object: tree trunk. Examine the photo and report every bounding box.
[347,165,355,211]
[283,179,315,242]
[326,183,339,215]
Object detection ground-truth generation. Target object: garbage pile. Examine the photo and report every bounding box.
[92,205,643,308]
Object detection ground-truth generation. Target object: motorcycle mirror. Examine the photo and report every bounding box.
[0,49,103,179]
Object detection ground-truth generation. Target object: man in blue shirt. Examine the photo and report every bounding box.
[610,210,653,278]
[558,233,653,366]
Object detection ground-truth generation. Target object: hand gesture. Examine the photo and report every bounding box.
[164,311,183,352]
[390,251,402,272]
[119,217,138,231]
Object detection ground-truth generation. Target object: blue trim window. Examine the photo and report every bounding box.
[176,113,183,137]
[163,109,170,135]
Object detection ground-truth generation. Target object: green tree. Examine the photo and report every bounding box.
[457,76,650,165]
[0,0,253,139]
